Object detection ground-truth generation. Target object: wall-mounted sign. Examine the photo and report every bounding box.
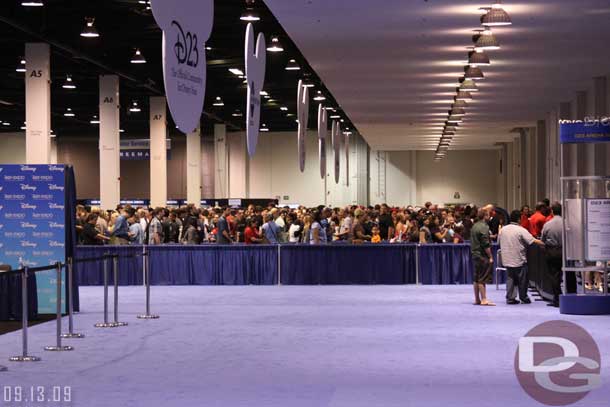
[317,104,327,179]
[150,0,213,134]
[344,132,350,187]
[245,23,266,156]
[585,199,610,261]
[332,120,341,184]
[559,120,610,144]
[119,139,172,160]
[297,80,309,172]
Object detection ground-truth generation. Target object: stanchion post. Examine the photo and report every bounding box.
[10,267,41,362]
[112,255,128,327]
[137,247,159,319]
[95,254,118,328]
[415,244,420,285]
[45,262,73,352]
[61,257,84,339]
[277,244,281,286]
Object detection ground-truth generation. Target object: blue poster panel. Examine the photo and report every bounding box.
[0,164,66,313]
[559,120,610,144]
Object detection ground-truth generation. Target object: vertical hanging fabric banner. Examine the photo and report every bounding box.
[345,132,350,187]
[150,0,213,134]
[317,104,327,179]
[297,80,309,172]
[245,23,266,156]
[332,120,342,184]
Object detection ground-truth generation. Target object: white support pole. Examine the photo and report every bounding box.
[99,75,121,210]
[49,137,58,164]
[150,96,167,208]
[186,127,202,206]
[25,43,51,164]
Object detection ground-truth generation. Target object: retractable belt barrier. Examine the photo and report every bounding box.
[4,250,158,370]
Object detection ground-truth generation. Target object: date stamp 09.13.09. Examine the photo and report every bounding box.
[3,386,72,406]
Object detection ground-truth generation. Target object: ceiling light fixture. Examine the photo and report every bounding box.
[232,110,243,117]
[16,58,26,73]
[481,2,512,27]
[330,114,341,119]
[449,108,466,117]
[447,116,462,124]
[266,36,284,52]
[285,59,300,71]
[240,0,260,22]
[459,80,479,92]
[90,115,100,124]
[64,108,75,117]
[80,17,100,38]
[130,49,146,64]
[21,1,44,6]
[213,96,224,106]
[280,106,288,111]
[455,91,473,101]
[464,66,485,80]
[474,28,500,51]
[260,123,269,132]
[468,50,490,67]
[229,68,245,76]
[313,91,326,101]
[129,101,141,113]
[62,75,76,89]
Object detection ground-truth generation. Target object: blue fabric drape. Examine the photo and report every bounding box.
[75,246,144,285]
[279,244,415,285]
[0,272,38,321]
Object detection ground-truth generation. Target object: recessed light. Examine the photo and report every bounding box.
[213,96,224,107]
[62,75,76,89]
[64,108,75,117]
[80,17,100,38]
[130,49,146,64]
[285,59,300,71]
[129,101,141,112]
[266,37,284,52]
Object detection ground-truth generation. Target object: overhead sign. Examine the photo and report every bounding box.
[245,23,266,156]
[0,164,67,313]
[297,80,309,172]
[332,120,341,184]
[585,199,610,261]
[120,139,172,160]
[317,104,327,179]
[559,120,610,144]
[150,0,213,134]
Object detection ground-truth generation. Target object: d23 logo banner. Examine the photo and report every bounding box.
[245,23,266,156]
[515,320,602,406]
[331,120,342,184]
[0,165,67,313]
[150,0,213,134]
[297,80,309,172]
[317,104,328,179]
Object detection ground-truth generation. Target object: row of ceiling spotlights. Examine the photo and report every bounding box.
[434,1,512,161]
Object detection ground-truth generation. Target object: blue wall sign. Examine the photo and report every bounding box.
[559,120,610,144]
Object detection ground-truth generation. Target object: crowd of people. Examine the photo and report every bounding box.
[75,201,509,247]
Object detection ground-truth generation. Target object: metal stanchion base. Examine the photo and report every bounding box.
[44,345,74,352]
[113,321,128,326]
[137,314,160,319]
[94,322,119,328]
[9,356,41,362]
[61,333,85,339]
[0,365,7,371]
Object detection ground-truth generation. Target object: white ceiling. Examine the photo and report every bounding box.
[265,0,610,150]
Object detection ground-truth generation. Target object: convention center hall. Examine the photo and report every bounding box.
[0,1,609,406]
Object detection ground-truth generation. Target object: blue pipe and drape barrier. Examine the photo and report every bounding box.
[73,243,504,286]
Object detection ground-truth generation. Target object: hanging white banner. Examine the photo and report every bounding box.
[150,0,213,134]
[345,132,350,187]
[297,80,309,172]
[332,120,341,184]
[245,23,266,156]
[317,104,327,179]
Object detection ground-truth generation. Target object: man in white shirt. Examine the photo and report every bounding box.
[498,210,544,304]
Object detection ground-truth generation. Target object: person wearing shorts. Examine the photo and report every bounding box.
[470,209,495,306]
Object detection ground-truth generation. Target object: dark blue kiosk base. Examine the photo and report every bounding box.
[560,294,610,315]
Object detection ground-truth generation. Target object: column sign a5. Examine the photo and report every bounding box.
[150,0,213,134]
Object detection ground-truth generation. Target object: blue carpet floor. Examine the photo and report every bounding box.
[0,285,608,407]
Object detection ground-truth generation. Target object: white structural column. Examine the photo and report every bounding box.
[49,138,58,164]
[186,127,202,206]
[149,96,167,208]
[227,132,248,198]
[214,124,228,198]
[560,102,576,177]
[25,43,51,164]
[593,76,609,175]
[535,120,546,201]
[575,91,594,176]
[545,110,560,202]
[99,75,121,210]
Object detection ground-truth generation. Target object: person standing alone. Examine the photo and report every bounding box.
[470,209,495,306]
[498,210,544,305]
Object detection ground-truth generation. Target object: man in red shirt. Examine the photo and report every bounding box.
[528,202,548,238]
[519,205,531,230]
